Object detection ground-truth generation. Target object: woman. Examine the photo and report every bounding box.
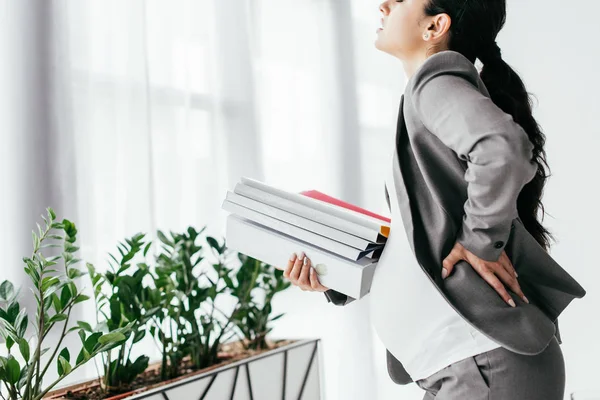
[283,0,571,398]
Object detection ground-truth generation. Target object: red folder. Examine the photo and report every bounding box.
[300,190,391,224]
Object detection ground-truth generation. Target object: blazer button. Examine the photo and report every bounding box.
[494,241,504,248]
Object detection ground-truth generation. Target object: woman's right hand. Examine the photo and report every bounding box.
[442,243,529,307]
[283,251,330,292]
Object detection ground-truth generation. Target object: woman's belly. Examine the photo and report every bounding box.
[369,223,470,364]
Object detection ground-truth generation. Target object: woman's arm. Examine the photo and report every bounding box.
[408,59,537,263]
[324,289,356,306]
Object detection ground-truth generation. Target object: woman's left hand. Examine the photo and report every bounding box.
[442,242,529,308]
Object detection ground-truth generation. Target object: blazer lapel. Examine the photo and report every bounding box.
[391,94,417,259]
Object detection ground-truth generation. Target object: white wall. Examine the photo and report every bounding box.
[502,1,600,398]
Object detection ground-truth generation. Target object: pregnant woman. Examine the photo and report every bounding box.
[281,0,586,399]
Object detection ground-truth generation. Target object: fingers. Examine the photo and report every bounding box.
[453,244,529,307]
[283,252,297,279]
[499,251,518,278]
[289,251,305,282]
[283,252,327,292]
[309,264,330,292]
[298,254,311,289]
[475,265,517,307]
[441,246,462,279]
[491,264,527,305]
[498,252,529,304]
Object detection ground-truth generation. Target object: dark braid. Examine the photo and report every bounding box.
[424,0,555,251]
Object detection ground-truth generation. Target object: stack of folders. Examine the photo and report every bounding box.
[221,177,391,300]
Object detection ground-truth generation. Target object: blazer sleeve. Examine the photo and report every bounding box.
[324,289,356,306]
[409,56,538,262]
[385,182,391,212]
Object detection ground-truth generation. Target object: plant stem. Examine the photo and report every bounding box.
[23,273,45,400]
[125,336,134,368]
[38,300,75,382]
[32,358,86,400]
[114,341,127,387]
[9,382,17,400]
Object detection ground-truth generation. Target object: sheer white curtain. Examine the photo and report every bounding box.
[0,0,425,398]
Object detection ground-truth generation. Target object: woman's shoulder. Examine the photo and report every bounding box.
[404,50,481,100]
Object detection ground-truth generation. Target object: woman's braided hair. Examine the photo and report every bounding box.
[423,0,554,251]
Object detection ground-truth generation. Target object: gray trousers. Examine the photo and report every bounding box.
[415,336,565,400]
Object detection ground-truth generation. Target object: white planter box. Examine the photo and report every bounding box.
[46,338,324,400]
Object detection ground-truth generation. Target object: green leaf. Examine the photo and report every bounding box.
[76,347,91,365]
[206,236,220,251]
[57,355,72,376]
[59,347,71,363]
[40,243,61,249]
[64,242,80,253]
[13,307,26,329]
[16,313,28,337]
[0,323,8,341]
[18,338,30,362]
[270,313,285,322]
[51,292,63,313]
[78,329,86,344]
[77,321,93,332]
[5,336,14,351]
[97,331,126,345]
[32,232,40,250]
[68,268,85,280]
[7,302,19,323]
[143,241,152,257]
[57,347,72,375]
[109,298,122,325]
[60,285,72,309]
[62,219,77,239]
[131,355,149,376]
[157,231,173,247]
[48,314,68,324]
[41,276,60,293]
[132,329,146,344]
[84,332,103,353]
[73,294,90,304]
[24,264,40,285]
[0,281,14,300]
[40,347,50,357]
[48,207,57,220]
[6,356,20,384]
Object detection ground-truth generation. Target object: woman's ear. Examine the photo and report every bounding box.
[427,13,452,41]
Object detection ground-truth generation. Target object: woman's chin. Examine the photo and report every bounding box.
[374,38,388,53]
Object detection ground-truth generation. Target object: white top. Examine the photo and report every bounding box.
[368,143,502,382]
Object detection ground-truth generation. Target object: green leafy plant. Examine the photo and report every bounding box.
[227,253,291,350]
[0,209,130,400]
[147,227,240,380]
[87,233,160,394]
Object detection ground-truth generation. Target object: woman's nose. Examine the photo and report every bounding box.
[379,1,389,15]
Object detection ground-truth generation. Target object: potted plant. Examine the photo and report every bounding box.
[85,233,158,395]
[0,209,132,400]
[40,223,324,399]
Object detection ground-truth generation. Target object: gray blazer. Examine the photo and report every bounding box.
[324,50,587,385]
